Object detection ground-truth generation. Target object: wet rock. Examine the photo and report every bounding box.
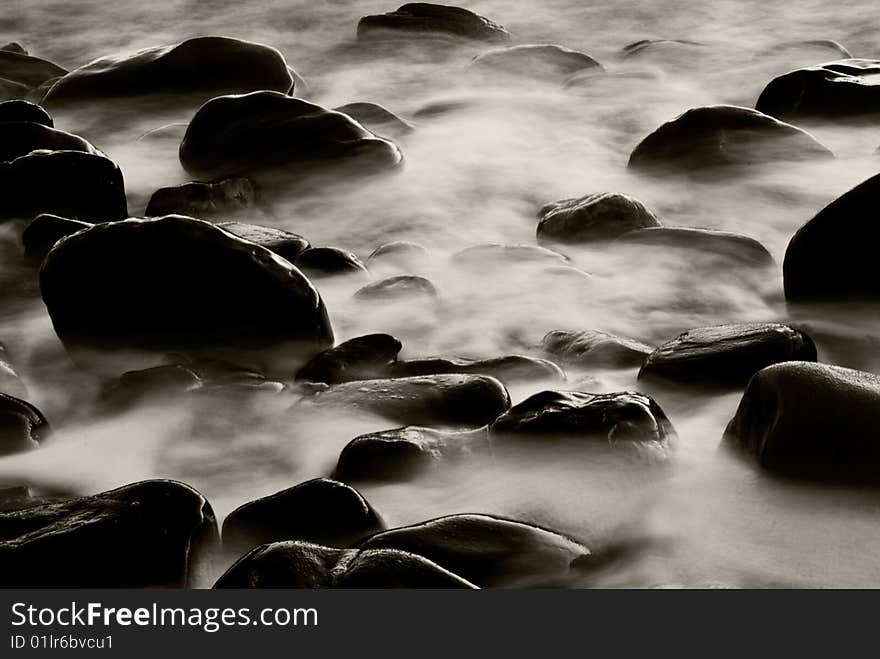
[617,226,774,267]
[366,240,430,272]
[490,390,674,446]
[309,374,510,427]
[470,44,601,81]
[0,480,217,587]
[756,59,880,120]
[22,214,91,262]
[214,540,476,588]
[355,275,437,301]
[334,102,414,136]
[222,478,383,553]
[179,91,402,186]
[102,364,203,410]
[0,392,48,456]
[296,334,402,384]
[145,178,254,218]
[1,43,27,55]
[358,514,589,587]
[784,172,880,301]
[628,105,833,173]
[0,150,127,221]
[42,37,294,108]
[639,323,817,387]
[0,100,52,126]
[0,122,99,163]
[542,329,653,368]
[40,215,333,373]
[723,362,880,481]
[0,50,66,90]
[0,78,30,101]
[336,425,488,482]
[295,246,368,278]
[452,243,568,267]
[621,39,706,58]
[0,485,31,512]
[357,3,510,43]
[217,222,310,262]
[389,355,564,383]
[537,192,660,244]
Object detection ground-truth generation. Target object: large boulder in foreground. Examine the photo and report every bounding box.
[470,44,601,81]
[723,362,880,481]
[0,392,49,456]
[784,172,880,302]
[756,59,880,120]
[40,215,333,372]
[42,37,294,107]
[537,192,660,244]
[357,3,510,43]
[628,105,832,173]
[0,480,216,587]
[179,91,402,186]
[639,323,817,387]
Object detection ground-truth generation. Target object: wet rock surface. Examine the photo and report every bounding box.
[617,227,774,266]
[357,3,510,43]
[542,329,653,368]
[0,392,48,456]
[296,334,402,384]
[388,355,564,383]
[145,178,255,218]
[22,214,91,262]
[537,192,660,244]
[470,44,601,81]
[0,99,52,126]
[354,275,437,301]
[217,222,310,262]
[295,246,368,278]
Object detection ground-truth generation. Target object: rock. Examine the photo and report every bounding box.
[0,121,99,163]
[0,78,30,101]
[366,240,430,272]
[639,323,817,387]
[357,3,510,43]
[22,214,91,261]
[214,540,476,588]
[334,102,414,136]
[0,393,48,456]
[542,329,653,368]
[784,172,880,301]
[217,222,309,262]
[309,374,510,427]
[470,44,602,81]
[621,39,706,58]
[0,485,31,512]
[145,178,254,218]
[628,105,833,173]
[537,192,660,244]
[354,275,437,301]
[42,37,294,108]
[357,514,589,587]
[0,150,127,221]
[336,425,488,482]
[179,91,403,186]
[101,364,203,410]
[0,100,52,126]
[756,59,880,120]
[1,43,27,55]
[40,215,333,373]
[295,334,402,384]
[388,355,564,383]
[617,227,774,266]
[722,362,880,481]
[489,390,674,446]
[0,50,66,90]
[452,243,568,267]
[223,478,382,553]
[294,246,368,277]
[0,480,216,587]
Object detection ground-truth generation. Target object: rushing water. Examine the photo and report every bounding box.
[3,0,880,587]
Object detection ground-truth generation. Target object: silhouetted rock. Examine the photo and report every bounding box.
[354,275,437,301]
[723,362,880,481]
[542,329,653,368]
[0,392,48,456]
[217,222,310,262]
[389,355,564,383]
[617,227,774,266]
[0,43,27,55]
[101,364,203,410]
[296,334,402,384]
[295,246,368,277]
[0,122,99,163]
[639,323,817,387]
[0,100,52,126]
[145,178,254,217]
[358,3,510,43]
[335,102,414,136]
[0,485,31,512]
[471,44,601,81]
[0,78,30,101]
[628,105,832,173]
[0,480,217,587]
[22,214,91,261]
[537,192,660,244]
[0,50,66,90]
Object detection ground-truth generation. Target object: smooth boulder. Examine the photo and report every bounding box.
[388,355,564,383]
[295,333,402,384]
[0,100,52,126]
[217,222,310,262]
[537,192,660,244]
[295,247,368,278]
[145,178,254,218]
[22,214,91,261]
[542,329,653,368]
[354,275,437,301]
[0,393,48,456]
[357,3,510,43]
[0,122,98,163]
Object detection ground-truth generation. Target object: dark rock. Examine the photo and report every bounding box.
[222,478,383,553]
[389,355,564,383]
[784,172,880,301]
[179,91,402,186]
[537,192,660,244]
[617,227,774,266]
[366,240,430,271]
[452,243,568,267]
[621,39,706,57]
[295,334,402,384]
[217,222,309,262]
[309,374,510,427]
[542,329,653,368]
[214,540,476,588]
[145,178,254,218]
[0,485,31,512]
[357,3,510,43]
[40,215,333,373]
[334,102,414,136]
[358,514,589,587]
[0,78,30,101]
[756,59,880,120]
[295,246,368,277]
[723,362,880,481]
[43,37,294,108]
[639,323,817,387]
[0,50,66,89]
[22,214,91,261]
[0,150,127,221]
[336,425,488,482]
[1,43,27,55]
[0,392,48,456]
[0,121,99,163]
[354,275,437,301]
[490,390,674,446]
[102,364,203,410]
[628,105,833,173]
[470,44,601,81]
[0,480,216,587]
[0,100,52,126]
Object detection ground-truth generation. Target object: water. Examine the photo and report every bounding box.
[3,0,880,587]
